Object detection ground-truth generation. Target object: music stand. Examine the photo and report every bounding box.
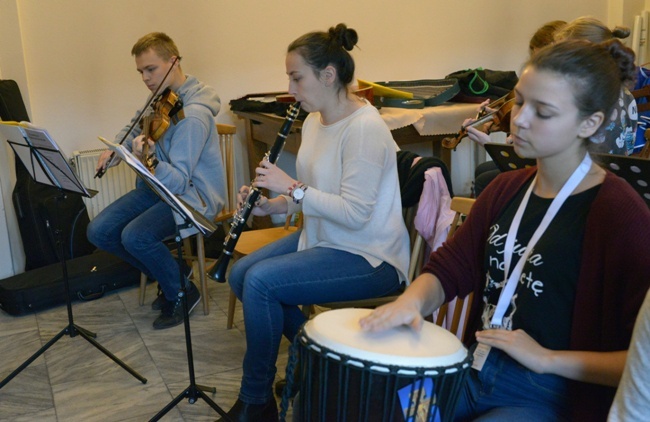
[483,142,536,172]
[592,153,650,208]
[0,122,147,389]
[99,137,229,421]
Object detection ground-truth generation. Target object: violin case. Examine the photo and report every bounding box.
[0,250,140,316]
[1,79,95,271]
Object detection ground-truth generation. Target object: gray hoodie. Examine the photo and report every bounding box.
[116,75,226,227]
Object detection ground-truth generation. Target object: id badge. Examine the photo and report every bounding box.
[471,343,491,371]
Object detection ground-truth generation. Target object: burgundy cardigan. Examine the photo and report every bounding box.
[423,167,650,421]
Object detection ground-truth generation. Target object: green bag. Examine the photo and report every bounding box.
[446,68,518,100]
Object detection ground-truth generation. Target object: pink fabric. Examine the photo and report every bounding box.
[414,167,455,251]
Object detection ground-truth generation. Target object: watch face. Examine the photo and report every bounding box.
[293,188,305,200]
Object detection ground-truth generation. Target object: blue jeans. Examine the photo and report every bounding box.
[228,230,401,405]
[454,345,570,421]
[87,185,182,301]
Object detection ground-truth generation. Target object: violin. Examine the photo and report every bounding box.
[140,87,184,172]
[442,91,515,150]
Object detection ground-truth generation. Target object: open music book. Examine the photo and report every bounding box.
[98,136,216,237]
[1,121,95,197]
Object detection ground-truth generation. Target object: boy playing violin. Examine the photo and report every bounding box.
[88,32,226,329]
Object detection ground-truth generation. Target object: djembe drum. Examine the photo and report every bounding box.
[291,308,471,422]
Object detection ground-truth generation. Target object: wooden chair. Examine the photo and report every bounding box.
[434,197,475,342]
[226,213,302,329]
[138,124,238,315]
[215,123,238,226]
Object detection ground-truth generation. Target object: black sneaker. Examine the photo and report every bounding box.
[152,281,201,330]
[151,266,193,311]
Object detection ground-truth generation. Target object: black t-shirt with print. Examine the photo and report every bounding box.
[482,180,600,350]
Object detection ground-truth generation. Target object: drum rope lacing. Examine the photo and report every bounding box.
[278,330,473,422]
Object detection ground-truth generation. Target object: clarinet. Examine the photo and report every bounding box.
[207,102,301,282]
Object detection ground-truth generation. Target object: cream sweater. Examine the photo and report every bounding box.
[285,103,410,283]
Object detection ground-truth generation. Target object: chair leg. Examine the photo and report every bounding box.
[227,290,237,329]
[196,233,209,315]
[139,273,147,306]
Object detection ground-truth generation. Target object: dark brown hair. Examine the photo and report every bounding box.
[528,39,636,136]
[288,23,359,92]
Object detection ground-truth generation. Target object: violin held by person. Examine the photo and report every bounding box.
[442,91,514,149]
[138,87,184,172]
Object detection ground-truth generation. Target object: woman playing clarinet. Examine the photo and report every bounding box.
[218,23,410,421]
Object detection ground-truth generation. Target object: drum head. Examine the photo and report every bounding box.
[304,308,467,369]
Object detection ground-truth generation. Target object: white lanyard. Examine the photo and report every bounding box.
[490,153,593,327]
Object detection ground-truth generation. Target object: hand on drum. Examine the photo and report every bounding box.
[253,160,294,195]
[475,328,550,374]
[358,298,424,333]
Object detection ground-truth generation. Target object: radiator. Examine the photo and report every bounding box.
[72,148,136,220]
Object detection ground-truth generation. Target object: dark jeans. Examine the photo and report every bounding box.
[228,230,401,404]
[87,185,183,301]
[454,346,570,421]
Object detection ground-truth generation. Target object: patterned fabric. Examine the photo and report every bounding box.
[590,88,637,156]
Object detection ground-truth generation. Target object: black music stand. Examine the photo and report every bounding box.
[0,123,147,389]
[99,137,230,421]
[483,142,650,207]
[483,142,536,172]
[592,153,650,208]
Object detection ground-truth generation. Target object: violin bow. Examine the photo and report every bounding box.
[95,56,181,178]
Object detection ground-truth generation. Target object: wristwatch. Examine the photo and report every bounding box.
[291,183,308,204]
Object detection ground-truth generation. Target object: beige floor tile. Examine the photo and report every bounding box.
[0,279,286,422]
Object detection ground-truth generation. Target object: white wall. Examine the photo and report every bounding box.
[2,0,615,155]
[6,0,650,189]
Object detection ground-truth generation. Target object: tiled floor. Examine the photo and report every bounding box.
[0,277,292,421]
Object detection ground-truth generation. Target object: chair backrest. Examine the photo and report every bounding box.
[435,196,476,342]
[217,123,237,215]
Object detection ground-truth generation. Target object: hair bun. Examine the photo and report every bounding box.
[611,25,631,39]
[604,39,636,84]
[329,23,358,51]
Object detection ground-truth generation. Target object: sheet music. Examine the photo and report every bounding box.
[8,142,51,184]
[1,121,94,197]
[21,126,58,150]
[98,136,216,237]
[38,148,86,193]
